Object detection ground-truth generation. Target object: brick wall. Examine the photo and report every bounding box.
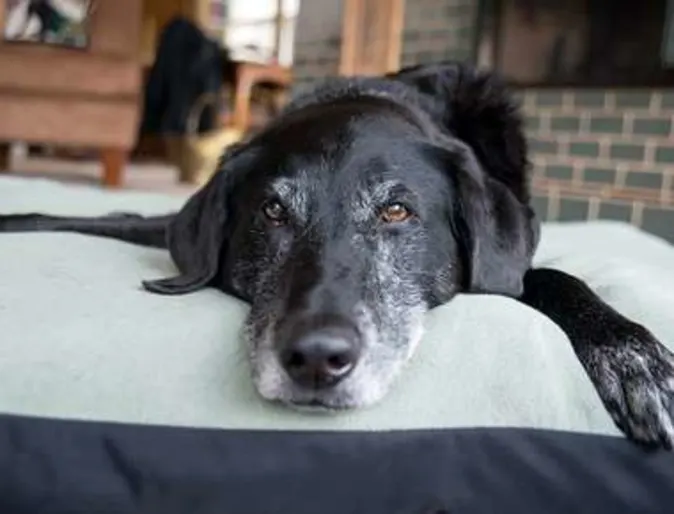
[292,0,479,91]
[291,0,343,91]
[289,1,674,243]
[520,88,674,242]
[400,0,477,66]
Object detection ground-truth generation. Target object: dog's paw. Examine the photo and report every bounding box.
[583,324,674,449]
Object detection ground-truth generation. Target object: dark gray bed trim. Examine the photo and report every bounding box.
[1,414,673,514]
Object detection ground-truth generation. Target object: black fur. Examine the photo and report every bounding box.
[1,62,672,447]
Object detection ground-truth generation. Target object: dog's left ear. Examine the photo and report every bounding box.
[143,145,247,295]
[390,62,539,297]
[444,141,538,297]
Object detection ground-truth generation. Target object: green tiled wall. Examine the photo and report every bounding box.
[522,88,674,243]
[290,0,673,243]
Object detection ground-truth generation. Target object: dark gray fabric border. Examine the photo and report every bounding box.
[1,414,674,514]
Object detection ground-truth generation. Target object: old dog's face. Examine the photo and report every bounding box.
[225,101,463,408]
[146,68,536,410]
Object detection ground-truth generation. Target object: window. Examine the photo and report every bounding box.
[222,0,300,66]
[476,0,674,86]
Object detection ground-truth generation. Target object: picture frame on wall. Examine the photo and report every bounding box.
[3,0,95,49]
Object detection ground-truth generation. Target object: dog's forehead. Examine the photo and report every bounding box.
[267,130,427,190]
[249,96,449,218]
[262,96,425,154]
[264,102,426,176]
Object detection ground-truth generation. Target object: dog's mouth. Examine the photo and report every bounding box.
[283,397,353,412]
[250,306,427,411]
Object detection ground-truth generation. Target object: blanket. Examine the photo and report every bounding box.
[1,175,672,433]
[1,176,674,514]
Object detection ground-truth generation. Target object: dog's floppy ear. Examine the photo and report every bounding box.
[143,145,246,295]
[391,62,538,296]
[446,141,538,297]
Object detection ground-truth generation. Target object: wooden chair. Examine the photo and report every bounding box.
[0,0,142,188]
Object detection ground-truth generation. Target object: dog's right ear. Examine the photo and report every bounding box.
[143,145,247,295]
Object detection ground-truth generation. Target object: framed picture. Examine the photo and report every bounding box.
[3,0,95,49]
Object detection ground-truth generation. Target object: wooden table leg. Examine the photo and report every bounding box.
[0,143,11,173]
[100,147,126,188]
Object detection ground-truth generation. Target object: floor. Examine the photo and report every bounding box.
[5,148,199,197]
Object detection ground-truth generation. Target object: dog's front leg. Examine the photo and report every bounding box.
[518,267,674,449]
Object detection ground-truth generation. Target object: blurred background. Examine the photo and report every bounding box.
[0,0,672,242]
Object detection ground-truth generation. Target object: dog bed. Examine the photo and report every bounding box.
[1,176,673,514]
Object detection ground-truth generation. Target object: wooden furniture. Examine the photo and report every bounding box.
[228,61,292,133]
[339,0,405,75]
[0,0,142,187]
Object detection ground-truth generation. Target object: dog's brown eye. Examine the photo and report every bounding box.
[380,203,412,224]
[262,200,287,225]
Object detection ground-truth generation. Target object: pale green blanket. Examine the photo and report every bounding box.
[1,176,672,436]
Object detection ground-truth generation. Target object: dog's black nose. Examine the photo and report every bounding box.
[281,328,359,389]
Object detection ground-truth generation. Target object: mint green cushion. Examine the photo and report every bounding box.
[0,176,672,436]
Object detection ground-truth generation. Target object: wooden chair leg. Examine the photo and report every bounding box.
[0,143,11,173]
[100,147,127,188]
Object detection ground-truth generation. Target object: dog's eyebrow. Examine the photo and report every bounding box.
[371,180,415,203]
[269,177,309,219]
[349,180,416,224]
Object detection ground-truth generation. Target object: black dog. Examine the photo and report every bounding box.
[2,62,673,448]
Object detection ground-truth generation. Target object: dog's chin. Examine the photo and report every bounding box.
[259,382,393,412]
